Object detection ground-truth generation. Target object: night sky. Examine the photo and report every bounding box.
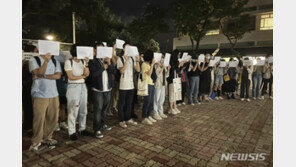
[105,0,175,23]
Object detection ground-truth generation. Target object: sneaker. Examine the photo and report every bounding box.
[69,133,78,141]
[60,122,68,130]
[169,109,178,115]
[182,102,186,105]
[219,96,223,100]
[95,131,104,138]
[269,96,273,99]
[215,97,219,100]
[153,114,162,121]
[175,108,181,114]
[208,97,213,101]
[142,118,153,125]
[246,98,250,102]
[42,139,58,146]
[126,119,137,126]
[148,116,157,123]
[102,125,112,131]
[253,97,256,100]
[160,113,168,119]
[191,103,195,106]
[79,130,92,136]
[119,121,127,128]
[177,103,182,106]
[55,123,60,131]
[29,143,41,151]
[261,96,265,100]
[241,98,245,101]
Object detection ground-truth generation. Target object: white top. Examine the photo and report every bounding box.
[117,57,136,90]
[64,59,85,84]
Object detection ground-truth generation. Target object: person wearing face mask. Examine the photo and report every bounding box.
[188,54,202,105]
[199,53,212,102]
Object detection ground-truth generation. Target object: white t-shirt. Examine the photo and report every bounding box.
[64,59,85,84]
[117,57,136,90]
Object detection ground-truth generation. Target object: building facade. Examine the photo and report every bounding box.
[173,0,273,56]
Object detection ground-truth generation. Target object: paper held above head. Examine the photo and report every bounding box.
[268,57,273,63]
[209,60,216,67]
[256,60,265,66]
[219,61,227,67]
[38,40,60,56]
[154,53,162,63]
[96,46,113,59]
[198,54,205,62]
[116,39,125,49]
[77,46,93,60]
[243,60,253,66]
[214,56,221,63]
[125,46,139,57]
[229,61,239,67]
[164,53,171,67]
[181,52,188,60]
[102,42,107,47]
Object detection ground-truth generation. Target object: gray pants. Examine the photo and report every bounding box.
[66,84,87,135]
[154,86,166,116]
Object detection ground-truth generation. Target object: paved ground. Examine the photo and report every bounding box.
[22,97,273,167]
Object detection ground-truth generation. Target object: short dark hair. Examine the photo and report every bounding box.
[123,42,130,49]
[143,50,154,63]
[170,49,180,67]
[24,44,37,52]
[70,44,78,57]
[93,41,104,48]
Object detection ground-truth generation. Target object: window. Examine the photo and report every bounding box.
[206,29,219,35]
[260,13,273,30]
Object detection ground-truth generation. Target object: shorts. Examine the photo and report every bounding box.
[215,75,224,85]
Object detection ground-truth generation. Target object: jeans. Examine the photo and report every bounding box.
[142,85,155,118]
[262,76,273,96]
[252,74,262,98]
[188,76,200,103]
[66,84,88,135]
[118,89,134,122]
[92,90,111,132]
[240,79,250,98]
[153,85,165,116]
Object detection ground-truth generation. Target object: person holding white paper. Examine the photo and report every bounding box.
[153,53,170,120]
[29,51,62,151]
[224,58,239,99]
[240,57,253,102]
[88,43,117,138]
[261,57,273,99]
[167,50,185,115]
[188,54,202,105]
[199,54,212,102]
[65,44,91,141]
[213,59,228,100]
[117,42,140,128]
[252,57,264,100]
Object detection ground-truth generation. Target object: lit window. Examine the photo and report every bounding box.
[260,13,273,30]
[206,29,219,35]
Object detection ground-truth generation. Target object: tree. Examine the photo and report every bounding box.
[213,0,252,57]
[127,3,169,52]
[172,0,217,52]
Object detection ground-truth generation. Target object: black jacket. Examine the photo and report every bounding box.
[88,58,116,91]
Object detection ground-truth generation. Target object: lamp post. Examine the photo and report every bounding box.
[72,12,76,44]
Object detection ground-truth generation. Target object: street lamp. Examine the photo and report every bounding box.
[46,35,54,40]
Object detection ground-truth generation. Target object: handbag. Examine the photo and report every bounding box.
[224,74,230,82]
[137,73,148,96]
[173,70,182,101]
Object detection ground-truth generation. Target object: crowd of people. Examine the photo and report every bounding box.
[22,41,273,151]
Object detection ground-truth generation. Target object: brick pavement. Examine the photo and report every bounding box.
[22,97,273,167]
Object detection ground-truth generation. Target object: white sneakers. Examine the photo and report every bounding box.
[153,114,162,121]
[160,113,168,118]
[29,143,41,151]
[175,108,181,114]
[246,98,250,102]
[142,118,153,125]
[215,97,219,100]
[269,96,273,99]
[253,97,257,100]
[169,109,178,115]
[241,98,245,101]
[60,122,68,130]
[219,96,223,100]
[148,116,157,123]
[126,119,137,126]
[119,121,127,128]
[182,102,186,105]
